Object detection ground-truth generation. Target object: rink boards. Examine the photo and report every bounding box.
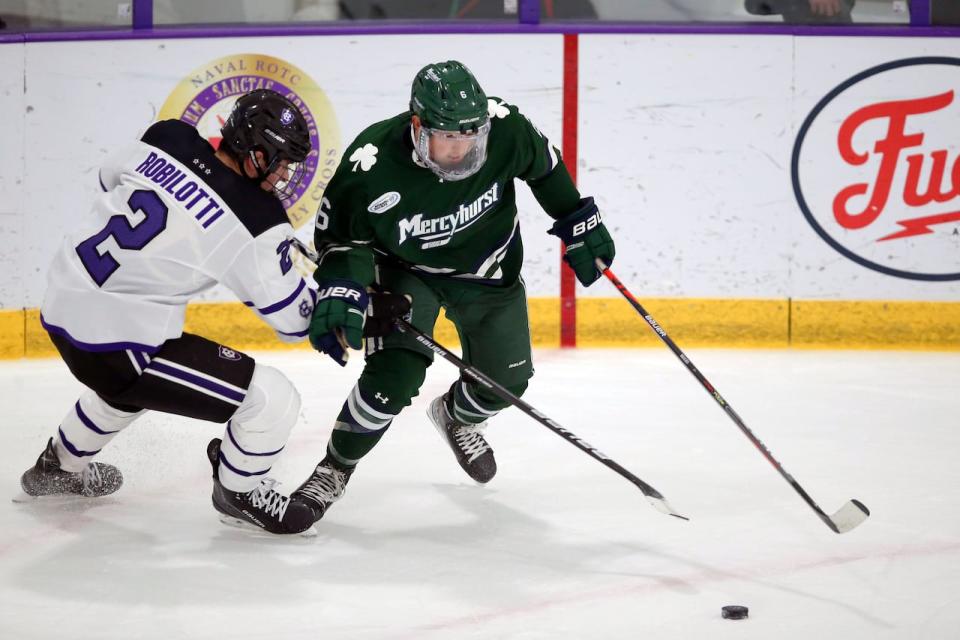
[1,33,958,357]
[3,296,960,358]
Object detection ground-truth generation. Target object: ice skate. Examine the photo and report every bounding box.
[428,393,497,483]
[15,437,123,502]
[290,456,354,523]
[207,438,315,536]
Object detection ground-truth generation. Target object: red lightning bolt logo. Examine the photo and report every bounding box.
[878,210,960,241]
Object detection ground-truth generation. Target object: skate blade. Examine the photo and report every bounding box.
[11,491,89,504]
[217,514,318,539]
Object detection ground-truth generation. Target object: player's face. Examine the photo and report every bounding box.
[412,116,490,181]
[428,131,479,167]
[262,159,292,189]
[246,152,293,192]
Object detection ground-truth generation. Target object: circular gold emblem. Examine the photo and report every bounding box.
[159,53,340,229]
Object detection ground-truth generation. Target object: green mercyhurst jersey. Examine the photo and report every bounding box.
[313,98,577,288]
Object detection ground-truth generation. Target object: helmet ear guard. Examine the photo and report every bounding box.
[219,89,312,203]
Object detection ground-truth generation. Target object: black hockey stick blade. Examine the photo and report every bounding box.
[824,499,870,534]
[648,495,689,521]
[396,317,689,522]
[598,258,870,534]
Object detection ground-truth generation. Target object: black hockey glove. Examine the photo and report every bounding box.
[363,292,412,338]
[310,280,369,366]
[547,197,616,286]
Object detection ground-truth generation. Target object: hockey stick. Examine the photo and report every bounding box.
[288,237,686,520]
[597,259,869,534]
[395,316,687,521]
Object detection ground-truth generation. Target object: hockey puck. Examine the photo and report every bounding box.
[721,605,749,620]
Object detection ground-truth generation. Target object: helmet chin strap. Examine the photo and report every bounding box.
[246,150,272,183]
[244,149,299,201]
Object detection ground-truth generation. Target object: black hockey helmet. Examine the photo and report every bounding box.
[219,89,311,203]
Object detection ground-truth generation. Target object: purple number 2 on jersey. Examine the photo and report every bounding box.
[276,238,293,275]
[75,190,169,286]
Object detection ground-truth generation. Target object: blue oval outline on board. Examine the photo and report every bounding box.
[791,56,960,282]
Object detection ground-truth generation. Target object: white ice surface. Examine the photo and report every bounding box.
[1,348,958,639]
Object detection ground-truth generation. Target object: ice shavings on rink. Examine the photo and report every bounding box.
[1,348,959,639]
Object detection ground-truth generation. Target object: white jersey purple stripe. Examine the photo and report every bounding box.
[74,401,121,435]
[217,450,269,477]
[226,422,284,457]
[255,278,307,315]
[58,427,100,457]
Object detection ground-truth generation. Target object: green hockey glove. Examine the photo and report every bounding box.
[547,197,616,286]
[309,280,368,366]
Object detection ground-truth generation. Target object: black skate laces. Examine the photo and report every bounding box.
[297,464,349,505]
[248,479,290,519]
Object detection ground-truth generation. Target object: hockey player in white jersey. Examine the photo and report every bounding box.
[18,89,409,535]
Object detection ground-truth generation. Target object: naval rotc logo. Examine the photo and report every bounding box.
[159,53,341,230]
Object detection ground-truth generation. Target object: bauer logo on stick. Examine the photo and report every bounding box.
[158,53,342,229]
[793,57,960,281]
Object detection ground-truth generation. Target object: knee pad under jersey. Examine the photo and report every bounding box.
[219,364,301,491]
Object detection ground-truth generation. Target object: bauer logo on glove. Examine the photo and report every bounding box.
[309,279,368,366]
[547,197,616,287]
[309,281,411,367]
[317,284,365,304]
[571,211,602,237]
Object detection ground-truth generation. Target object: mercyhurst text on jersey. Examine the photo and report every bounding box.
[397,182,501,249]
[312,98,579,287]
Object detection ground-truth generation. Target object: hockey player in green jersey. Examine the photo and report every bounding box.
[291,60,616,523]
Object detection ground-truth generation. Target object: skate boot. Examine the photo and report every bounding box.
[207,439,314,535]
[18,437,123,499]
[290,456,355,523]
[428,393,496,483]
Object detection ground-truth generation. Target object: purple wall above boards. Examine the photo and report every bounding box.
[4,23,960,46]
[1,0,959,43]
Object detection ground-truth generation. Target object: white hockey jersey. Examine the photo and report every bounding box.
[41,120,315,352]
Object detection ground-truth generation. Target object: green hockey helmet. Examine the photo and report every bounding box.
[410,61,491,181]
